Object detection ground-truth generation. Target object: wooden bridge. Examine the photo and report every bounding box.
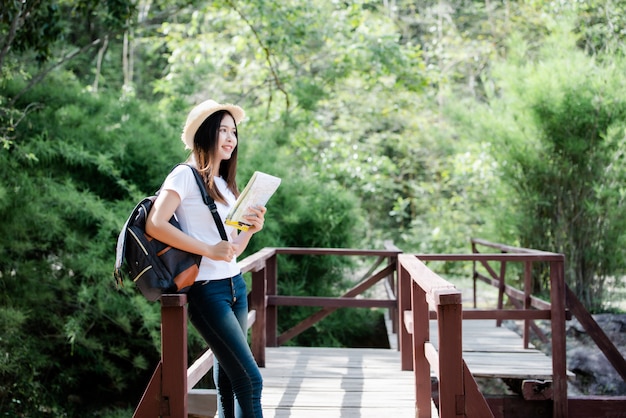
[132,239,626,417]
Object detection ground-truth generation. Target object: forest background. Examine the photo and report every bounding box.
[2,0,626,416]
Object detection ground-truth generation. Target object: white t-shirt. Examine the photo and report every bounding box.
[161,164,240,281]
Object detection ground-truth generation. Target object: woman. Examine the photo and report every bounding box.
[146,99,265,418]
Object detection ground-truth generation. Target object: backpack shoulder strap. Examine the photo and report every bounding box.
[181,164,229,241]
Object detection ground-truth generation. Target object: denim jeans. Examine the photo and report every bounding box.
[187,274,263,418]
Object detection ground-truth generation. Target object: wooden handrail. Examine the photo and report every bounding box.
[134,240,626,418]
[398,254,494,418]
[471,237,553,254]
[238,247,276,273]
[472,238,626,395]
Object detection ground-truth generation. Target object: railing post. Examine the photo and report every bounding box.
[550,258,568,418]
[437,295,464,418]
[412,278,431,417]
[471,240,478,309]
[384,241,402,337]
[133,294,188,418]
[496,256,506,327]
[398,261,413,371]
[523,260,532,348]
[266,254,278,347]
[251,267,267,367]
[161,295,188,417]
[388,254,399,335]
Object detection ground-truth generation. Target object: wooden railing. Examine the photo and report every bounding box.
[398,254,494,417]
[398,248,569,418]
[132,241,626,418]
[471,238,626,416]
[244,247,402,365]
[132,246,400,417]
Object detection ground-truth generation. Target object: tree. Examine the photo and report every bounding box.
[0,3,376,414]
[0,57,219,409]
[476,29,626,310]
[0,0,136,104]
[3,0,626,415]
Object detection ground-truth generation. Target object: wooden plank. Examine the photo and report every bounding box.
[568,396,626,418]
[461,352,566,380]
[269,295,396,308]
[264,408,431,418]
[160,296,188,417]
[238,247,275,273]
[415,253,563,262]
[187,349,214,389]
[462,309,552,320]
[197,322,585,417]
[187,389,216,417]
[429,320,536,352]
[261,347,420,417]
[428,320,575,379]
[522,379,553,400]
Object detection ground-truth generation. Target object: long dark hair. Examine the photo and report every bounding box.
[191,110,239,203]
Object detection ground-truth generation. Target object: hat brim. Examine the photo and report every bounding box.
[181,100,245,150]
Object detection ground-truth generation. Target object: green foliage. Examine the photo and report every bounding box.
[0,62,368,415]
[235,121,370,345]
[3,0,626,415]
[279,305,388,348]
[471,29,626,310]
[0,74,183,416]
[573,0,626,54]
[0,0,64,63]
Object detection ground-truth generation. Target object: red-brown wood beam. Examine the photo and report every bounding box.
[550,259,568,418]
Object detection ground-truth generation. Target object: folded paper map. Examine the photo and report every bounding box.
[226,171,281,231]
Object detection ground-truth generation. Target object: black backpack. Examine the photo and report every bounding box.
[114,164,228,301]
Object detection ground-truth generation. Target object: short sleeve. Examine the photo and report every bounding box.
[161,164,195,201]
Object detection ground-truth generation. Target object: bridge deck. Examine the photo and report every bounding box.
[258,320,573,417]
[429,319,575,380]
[260,346,426,417]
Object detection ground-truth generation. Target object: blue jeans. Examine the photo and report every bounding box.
[187,274,263,418]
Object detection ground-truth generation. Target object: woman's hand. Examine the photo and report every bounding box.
[211,240,239,262]
[230,206,266,257]
[242,205,266,234]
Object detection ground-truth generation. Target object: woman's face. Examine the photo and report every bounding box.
[215,113,238,163]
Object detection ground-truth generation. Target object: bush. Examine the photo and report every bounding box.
[0,69,371,416]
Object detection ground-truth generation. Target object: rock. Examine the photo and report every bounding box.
[505,314,626,396]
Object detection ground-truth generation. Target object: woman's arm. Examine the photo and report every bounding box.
[146,189,235,262]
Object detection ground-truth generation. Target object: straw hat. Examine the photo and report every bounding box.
[181,99,246,150]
